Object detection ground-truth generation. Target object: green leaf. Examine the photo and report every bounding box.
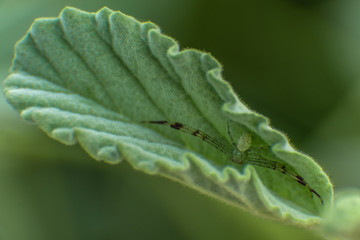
[3,7,333,226]
[321,189,360,240]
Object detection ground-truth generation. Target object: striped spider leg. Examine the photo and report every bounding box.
[142,120,323,205]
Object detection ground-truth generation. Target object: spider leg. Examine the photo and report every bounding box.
[227,121,237,148]
[141,121,233,155]
[241,155,324,205]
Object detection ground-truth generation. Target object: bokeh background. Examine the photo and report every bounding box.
[1,0,360,239]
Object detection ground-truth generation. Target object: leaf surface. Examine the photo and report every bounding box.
[3,7,333,225]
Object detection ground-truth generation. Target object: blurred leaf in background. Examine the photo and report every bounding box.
[1,0,360,239]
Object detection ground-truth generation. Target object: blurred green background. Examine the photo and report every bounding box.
[1,0,360,239]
